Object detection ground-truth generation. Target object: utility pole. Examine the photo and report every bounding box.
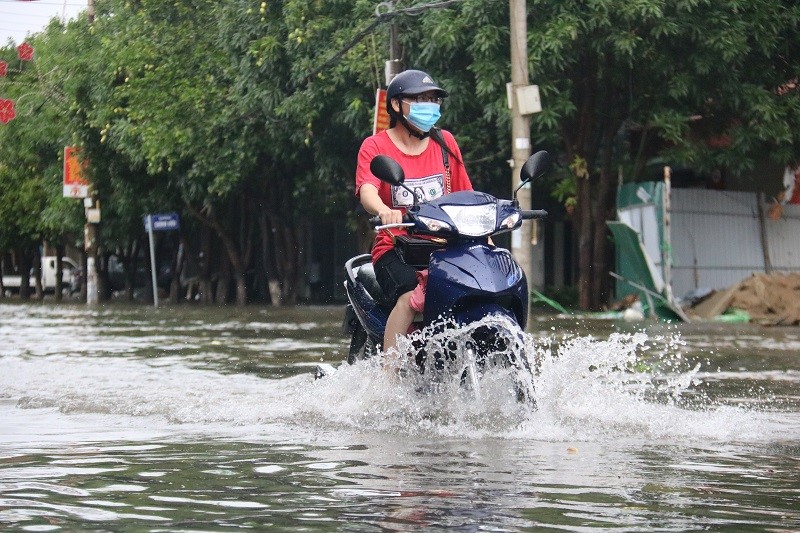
[385,2,402,85]
[509,0,539,304]
[84,0,98,305]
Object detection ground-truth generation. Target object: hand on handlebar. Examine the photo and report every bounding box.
[377,207,404,225]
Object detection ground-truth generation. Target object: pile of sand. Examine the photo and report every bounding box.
[688,273,800,325]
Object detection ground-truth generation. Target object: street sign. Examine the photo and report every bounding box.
[373,88,390,134]
[143,212,179,308]
[63,146,90,198]
[143,212,180,232]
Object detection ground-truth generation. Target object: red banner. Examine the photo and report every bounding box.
[373,88,390,135]
[63,146,90,198]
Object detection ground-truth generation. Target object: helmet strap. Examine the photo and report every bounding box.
[398,114,429,139]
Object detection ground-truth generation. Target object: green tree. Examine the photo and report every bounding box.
[76,0,254,304]
[403,0,800,309]
[6,0,800,310]
[0,25,85,300]
[218,0,383,302]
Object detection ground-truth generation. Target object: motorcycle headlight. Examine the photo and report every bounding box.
[418,216,452,232]
[441,204,497,237]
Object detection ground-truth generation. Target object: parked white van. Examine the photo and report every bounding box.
[2,256,79,295]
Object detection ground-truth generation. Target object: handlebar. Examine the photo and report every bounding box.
[369,208,548,226]
[369,215,412,229]
[521,209,548,220]
[375,222,415,231]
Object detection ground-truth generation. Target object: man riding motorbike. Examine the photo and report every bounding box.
[354,69,473,370]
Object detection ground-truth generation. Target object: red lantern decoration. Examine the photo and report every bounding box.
[0,99,16,124]
[17,43,35,62]
[0,61,7,77]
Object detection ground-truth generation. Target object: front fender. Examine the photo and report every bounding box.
[425,245,528,327]
[432,245,523,292]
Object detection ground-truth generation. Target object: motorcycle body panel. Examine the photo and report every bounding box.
[344,254,387,342]
[425,244,528,328]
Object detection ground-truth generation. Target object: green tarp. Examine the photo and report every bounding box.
[607,221,687,322]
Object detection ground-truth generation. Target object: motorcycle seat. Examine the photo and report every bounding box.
[355,262,390,308]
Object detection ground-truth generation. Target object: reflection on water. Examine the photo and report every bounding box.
[1,303,799,531]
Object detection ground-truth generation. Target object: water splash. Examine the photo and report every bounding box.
[0,315,783,444]
[307,317,771,442]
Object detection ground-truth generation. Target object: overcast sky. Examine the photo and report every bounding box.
[1,0,88,46]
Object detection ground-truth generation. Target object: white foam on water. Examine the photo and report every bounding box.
[0,317,794,445]
[302,319,791,443]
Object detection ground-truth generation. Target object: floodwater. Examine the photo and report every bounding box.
[1,303,798,531]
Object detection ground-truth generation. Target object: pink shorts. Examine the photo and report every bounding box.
[408,269,428,313]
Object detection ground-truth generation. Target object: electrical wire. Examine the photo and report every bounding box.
[398,0,466,16]
[301,0,466,89]
[0,10,63,18]
[0,0,85,5]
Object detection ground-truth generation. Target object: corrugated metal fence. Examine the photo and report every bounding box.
[670,189,800,298]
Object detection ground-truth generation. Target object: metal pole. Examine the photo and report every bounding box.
[757,192,773,274]
[662,166,673,300]
[147,215,159,307]
[509,0,534,306]
[84,196,98,306]
[386,2,402,84]
[84,222,98,305]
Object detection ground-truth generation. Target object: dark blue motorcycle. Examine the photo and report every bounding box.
[341,151,550,397]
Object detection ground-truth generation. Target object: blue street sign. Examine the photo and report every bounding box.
[144,212,180,232]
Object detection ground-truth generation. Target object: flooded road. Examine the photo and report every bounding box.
[1,303,799,531]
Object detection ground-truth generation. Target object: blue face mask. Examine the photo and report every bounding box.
[405,102,441,133]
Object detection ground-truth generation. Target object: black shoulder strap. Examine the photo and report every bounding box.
[440,141,450,170]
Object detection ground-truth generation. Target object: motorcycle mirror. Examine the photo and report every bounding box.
[370,155,420,205]
[513,150,551,206]
[370,155,405,186]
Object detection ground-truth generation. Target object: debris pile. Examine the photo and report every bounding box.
[687,273,800,326]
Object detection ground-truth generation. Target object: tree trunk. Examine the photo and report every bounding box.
[17,248,33,301]
[234,271,247,306]
[0,257,6,298]
[55,245,65,302]
[187,202,249,306]
[264,214,301,306]
[32,246,43,300]
[79,251,88,302]
[118,239,140,302]
[198,226,214,304]
[576,168,617,310]
[566,52,626,311]
[577,175,594,309]
[258,210,282,305]
[168,238,184,304]
[213,246,231,305]
[592,123,619,308]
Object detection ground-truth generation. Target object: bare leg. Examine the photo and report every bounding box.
[383,291,415,370]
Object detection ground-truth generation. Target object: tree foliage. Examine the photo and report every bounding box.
[0,22,85,298]
[518,0,800,308]
[1,0,798,308]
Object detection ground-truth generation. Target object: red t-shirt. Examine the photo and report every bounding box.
[355,129,472,262]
